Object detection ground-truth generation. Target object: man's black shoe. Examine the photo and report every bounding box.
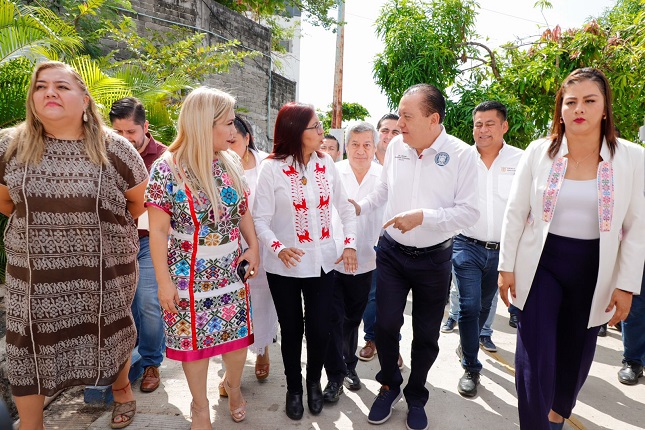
[598,323,608,337]
[322,380,344,403]
[509,313,519,328]
[457,371,480,397]
[285,391,304,420]
[344,368,361,391]
[618,362,643,385]
[306,381,324,414]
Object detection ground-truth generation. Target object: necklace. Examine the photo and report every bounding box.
[568,149,598,169]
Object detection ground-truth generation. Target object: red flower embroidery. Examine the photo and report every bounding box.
[344,237,353,245]
[271,241,282,251]
[181,241,193,252]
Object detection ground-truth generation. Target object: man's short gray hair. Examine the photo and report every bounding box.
[345,121,379,145]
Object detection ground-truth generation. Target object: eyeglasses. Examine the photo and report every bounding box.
[305,122,324,133]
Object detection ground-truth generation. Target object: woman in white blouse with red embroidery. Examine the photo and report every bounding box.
[498,68,645,430]
[253,102,357,421]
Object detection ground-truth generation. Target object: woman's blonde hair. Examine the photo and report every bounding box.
[167,86,245,214]
[3,61,108,165]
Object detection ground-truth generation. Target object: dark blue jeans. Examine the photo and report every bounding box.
[131,237,165,367]
[374,234,452,407]
[622,266,645,365]
[324,270,373,382]
[452,235,500,372]
[362,269,378,342]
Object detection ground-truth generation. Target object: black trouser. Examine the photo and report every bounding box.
[374,234,453,407]
[267,270,334,394]
[324,270,373,383]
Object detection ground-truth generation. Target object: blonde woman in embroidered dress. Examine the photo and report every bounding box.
[146,87,260,428]
[498,68,645,430]
[227,114,278,382]
[253,103,357,421]
[0,61,148,430]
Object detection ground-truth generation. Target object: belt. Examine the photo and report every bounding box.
[458,234,500,250]
[383,232,453,257]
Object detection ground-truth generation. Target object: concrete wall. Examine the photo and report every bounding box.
[127,0,297,151]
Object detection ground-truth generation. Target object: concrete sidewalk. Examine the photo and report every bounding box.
[39,296,644,430]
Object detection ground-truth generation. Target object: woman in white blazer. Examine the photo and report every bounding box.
[226,115,278,384]
[498,68,645,430]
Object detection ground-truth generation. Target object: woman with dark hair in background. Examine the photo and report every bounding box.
[252,102,357,420]
[498,68,645,430]
[227,115,278,382]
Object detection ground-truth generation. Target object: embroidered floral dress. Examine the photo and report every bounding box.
[0,134,148,397]
[145,157,253,361]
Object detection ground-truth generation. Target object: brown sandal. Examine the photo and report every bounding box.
[255,353,270,381]
[255,362,270,380]
[111,382,136,429]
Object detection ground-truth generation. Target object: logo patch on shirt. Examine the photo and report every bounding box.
[435,152,450,166]
[395,154,411,161]
[500,166,516,174]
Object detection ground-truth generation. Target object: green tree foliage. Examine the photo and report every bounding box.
[216,0,338,29]
[318,102,370,132]
[374,0,645,146]
[16,0,134,57]
[373,0,479,109]
[105,18,256,143]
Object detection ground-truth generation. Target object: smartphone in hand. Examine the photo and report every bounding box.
[236,260,250,280]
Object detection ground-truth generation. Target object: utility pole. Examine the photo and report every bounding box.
[331,0,345,129]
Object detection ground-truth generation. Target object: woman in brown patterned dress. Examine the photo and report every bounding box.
[0,61,148,429]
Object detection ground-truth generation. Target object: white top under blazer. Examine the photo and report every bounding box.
[498,136,645,327]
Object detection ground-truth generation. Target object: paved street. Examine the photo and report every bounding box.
[37,296,644,430]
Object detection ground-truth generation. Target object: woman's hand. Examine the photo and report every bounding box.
[278,247,305,268]
[335,248,358,273]
[498,271,516,307]
[239,246,260,280]
[158,280,179,314]
[606,288,633,326]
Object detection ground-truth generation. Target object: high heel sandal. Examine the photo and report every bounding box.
[255,354,270,381]
[218,379,228,397]
[223,379,247,423]
[111,381,136,429]
[190,401,212,430]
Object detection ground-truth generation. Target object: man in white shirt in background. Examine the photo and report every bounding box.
[322,122,385,403]
[354,84,479,430]
[452,101,523,397]
[373,113,401,166]
[321,134,341,161]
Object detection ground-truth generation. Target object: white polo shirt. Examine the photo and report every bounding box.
[332,160,384,274]
[462,142,524,243]
[253,152,357,278]
[358,128,480,248]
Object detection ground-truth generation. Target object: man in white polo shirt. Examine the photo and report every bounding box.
[452,101,523,397]
[354,84,479,430]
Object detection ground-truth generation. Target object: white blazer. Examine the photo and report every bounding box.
[499,136,645,327]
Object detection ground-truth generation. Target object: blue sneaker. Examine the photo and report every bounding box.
[367,385,402,424]
[406,406,428,430]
